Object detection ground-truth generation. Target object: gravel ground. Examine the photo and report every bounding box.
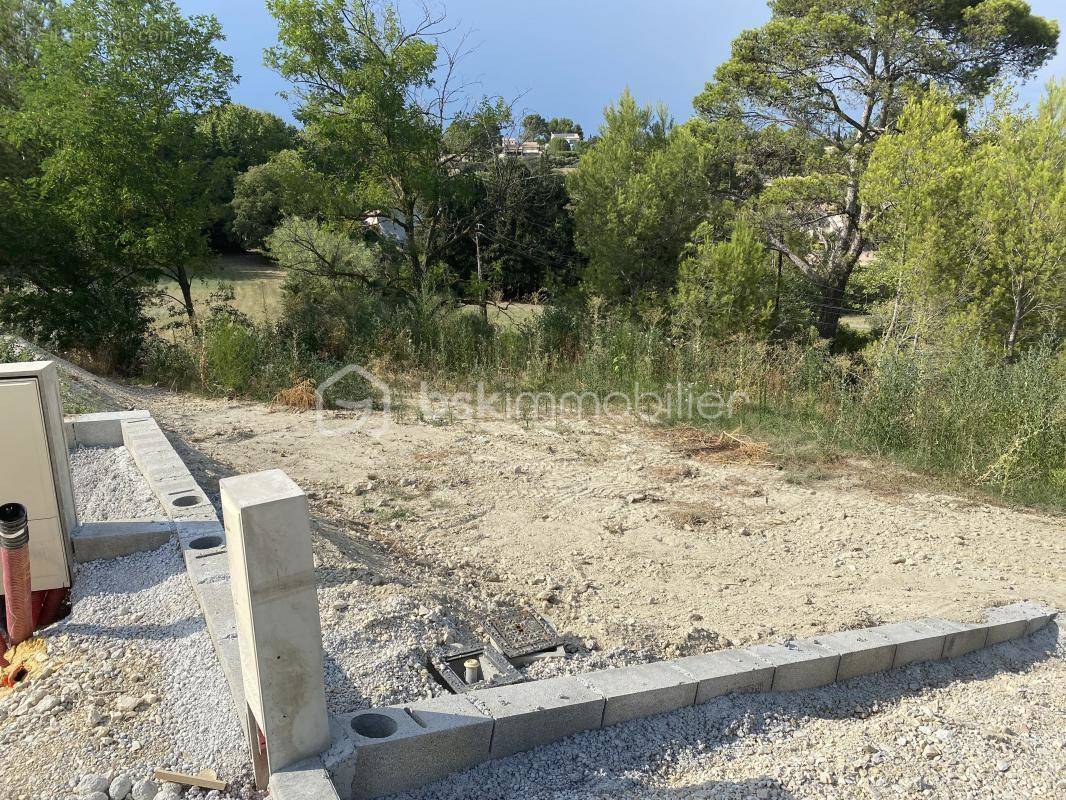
[397,624,1066,800]
[0,542,253,798]
[69,446,165,521]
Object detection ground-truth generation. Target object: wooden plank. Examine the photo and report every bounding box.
[152,769,227,791]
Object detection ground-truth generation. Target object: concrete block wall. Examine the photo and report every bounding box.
[66,410,150,448]
[69,412,250,736]
[66,410,218,562]
[327,602,1057,800]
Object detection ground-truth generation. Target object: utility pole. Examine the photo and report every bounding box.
[474,222,487,323]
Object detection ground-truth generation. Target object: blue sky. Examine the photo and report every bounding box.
[178,0,1066,132]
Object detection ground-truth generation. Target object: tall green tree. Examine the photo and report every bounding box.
[8,0,234,326]
[198,103,297,174]
[697,0,1058,341]
[439,155,582,300]
[521,113,550,142]
[866,82,1066,358]
[674,220,781,340]
[198,103,297,250]
[569,90,708,312]
[266,0,509,294]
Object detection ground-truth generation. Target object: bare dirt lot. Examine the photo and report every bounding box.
[124,385,1064,662]
[3,351,1063,798]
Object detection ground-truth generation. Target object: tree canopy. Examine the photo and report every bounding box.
[696,0,1059,340]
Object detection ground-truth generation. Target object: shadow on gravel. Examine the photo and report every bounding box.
[57,616,206,643]
[393,624,1059,800]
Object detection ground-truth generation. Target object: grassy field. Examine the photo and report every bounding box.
[152,252,285,332]
[154,253,545,333]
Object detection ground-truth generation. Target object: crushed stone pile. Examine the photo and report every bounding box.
[69,447,165,522]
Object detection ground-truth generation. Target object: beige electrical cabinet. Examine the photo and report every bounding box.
[0,361,77,593]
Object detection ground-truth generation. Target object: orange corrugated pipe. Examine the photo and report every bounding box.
[0,503,34,646]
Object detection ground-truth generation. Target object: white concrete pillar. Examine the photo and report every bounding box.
[221,469,330,788]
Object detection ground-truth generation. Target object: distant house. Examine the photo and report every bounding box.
[363,211,407,243]
[549,132,582,150]
[499,137,549,157]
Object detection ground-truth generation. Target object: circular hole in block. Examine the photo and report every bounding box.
[351,713,398,739]
[188,535,223,550]
[171,494,202,508]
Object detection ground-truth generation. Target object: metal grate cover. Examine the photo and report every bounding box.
[484,608,562,659]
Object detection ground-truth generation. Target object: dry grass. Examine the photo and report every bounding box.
[665,500,723,530]
[664,426,776,466]
[272,378,317,411]
[411,447,455,463]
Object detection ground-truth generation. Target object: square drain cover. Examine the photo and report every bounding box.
[428,645,522,694]
[484,608,563,659]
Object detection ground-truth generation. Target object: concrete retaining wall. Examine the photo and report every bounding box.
[326,601,1057,800]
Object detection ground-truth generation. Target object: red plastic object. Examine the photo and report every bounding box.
[1,543,33,645]
[0,503,33,646]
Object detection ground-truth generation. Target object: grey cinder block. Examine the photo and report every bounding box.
[581,662,697,727]
[328,696,494,800]
[868,620,950,668]
[71,520,174,562]
[672,648,775,703]
[471,675,605,759]
[809,628,898,681]
[982,601,1056,640]
[69,410,151,447]
[746,640,840,692]
[914,618,989,659]
[270,757,341,800]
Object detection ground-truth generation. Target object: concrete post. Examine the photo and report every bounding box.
[221,469,330,788]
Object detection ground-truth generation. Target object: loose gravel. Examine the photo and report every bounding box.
[397,624,1066,800]
[0,542,252,798]
[69,447,165,522]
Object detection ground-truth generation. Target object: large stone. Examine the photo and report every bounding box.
[471,675,605,759]
[671,648,775,703]
[581,662,697,727]
[108,774,132,800]
[78,775,110,795]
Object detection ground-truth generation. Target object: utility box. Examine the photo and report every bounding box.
[221,469,330,788]
[0,361,77,593]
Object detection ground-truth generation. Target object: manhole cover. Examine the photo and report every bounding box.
[484,608,563,659]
